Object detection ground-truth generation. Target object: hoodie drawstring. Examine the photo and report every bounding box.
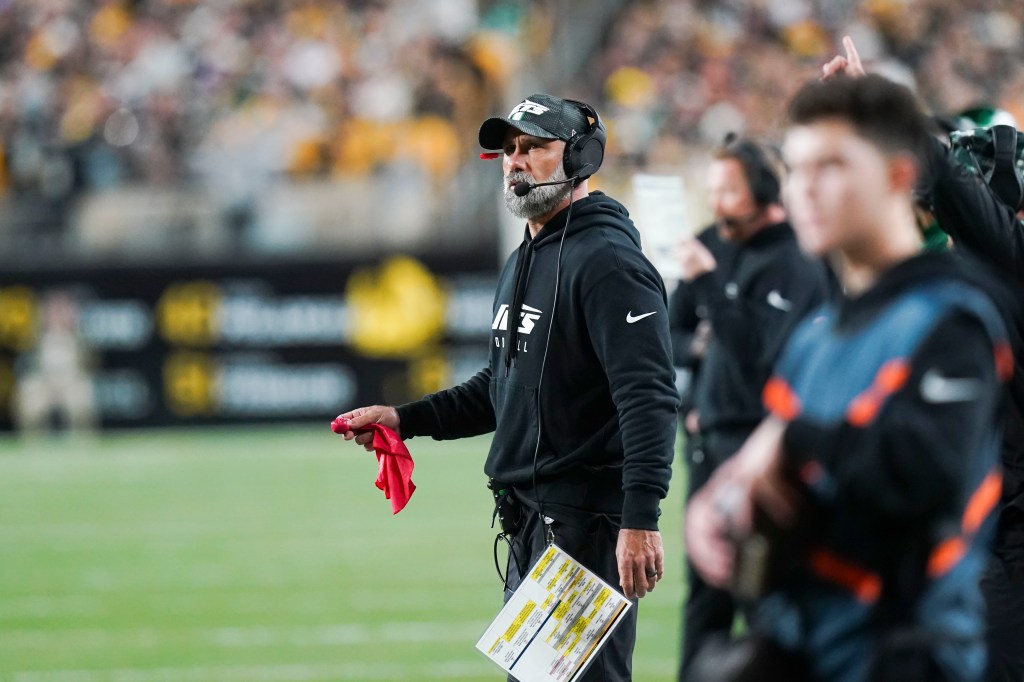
[505,235,535,375]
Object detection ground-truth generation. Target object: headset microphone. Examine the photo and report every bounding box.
[513,176,577,197]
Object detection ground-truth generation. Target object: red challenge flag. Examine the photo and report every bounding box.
[331,416,416,514]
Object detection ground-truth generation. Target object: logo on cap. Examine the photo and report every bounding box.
[509,100,550,120]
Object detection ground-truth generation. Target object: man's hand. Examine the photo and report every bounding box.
[684,478,737,588]
[684,417,793,588]
[690,319,712,359]
[616,528,664,599]
[335,405,400,451]
[821,35,866,81]
[674,237,717,282]
[684,409,701,436]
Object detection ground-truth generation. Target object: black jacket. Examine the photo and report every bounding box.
[689,222,830,441]
[668,224,735,420]
[922,138,1024,559]
[397,192,679,530]
[781,253,1008,530]
[764,251,1008,682]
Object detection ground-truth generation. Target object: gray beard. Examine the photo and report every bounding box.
[503,165,573,220]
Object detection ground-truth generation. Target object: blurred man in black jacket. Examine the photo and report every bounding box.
[675,134,831,680]
[923,108,1024,682]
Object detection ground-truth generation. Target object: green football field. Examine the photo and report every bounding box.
[0,427,687,681]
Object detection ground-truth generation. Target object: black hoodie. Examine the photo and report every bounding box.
[781,251,1011,529]
[761,250,1009,682]
[397,192,679,530]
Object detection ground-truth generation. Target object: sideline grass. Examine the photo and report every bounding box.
[0,426,685,681]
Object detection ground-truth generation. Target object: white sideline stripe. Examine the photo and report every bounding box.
[0,523,271,539]
[12,660,492,682]
[2,566,457,592]
[0,595,105,617]
[212,621,488,646]
[3,620,488,649]
[0,522,441,541]
[0,588,458,618]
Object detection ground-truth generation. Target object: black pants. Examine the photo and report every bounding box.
[504,508,636,682]
[680,428,752,682]
[982,553,1024,682]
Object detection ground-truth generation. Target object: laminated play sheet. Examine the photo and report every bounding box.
[475,544,632,682]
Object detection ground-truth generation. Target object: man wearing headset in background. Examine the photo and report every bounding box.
[335,94,679,681]
[674,134,832,680]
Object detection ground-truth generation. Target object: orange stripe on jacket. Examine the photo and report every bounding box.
[995,342,1014,382]
[808,548,882,604]
[845,358,910,427]
[927,469,1003,578]
[964,470,1003,533]
[763,376,801,421]
[928,537,967,578]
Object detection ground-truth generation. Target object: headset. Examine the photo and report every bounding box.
[561,99,606,182]
[720,133,782,207]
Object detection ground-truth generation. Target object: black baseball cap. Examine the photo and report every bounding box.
[479,93,591,150]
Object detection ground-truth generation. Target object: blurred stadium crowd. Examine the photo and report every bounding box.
[0,0,1022,261]
[591,0,1024,167]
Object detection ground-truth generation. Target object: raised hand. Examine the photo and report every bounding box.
[821,35,866,81]
[674,237,718,282]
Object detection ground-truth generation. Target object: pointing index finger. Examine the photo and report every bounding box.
[843,35,864,73]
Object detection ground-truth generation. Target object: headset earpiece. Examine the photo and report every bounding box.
[949,125,1024,211]
[985,125,1024,211]
[721,136,782,207]
[562,100,606,181]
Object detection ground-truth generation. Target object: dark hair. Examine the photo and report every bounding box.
[714,133,783,206]
[788,74,931,166]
